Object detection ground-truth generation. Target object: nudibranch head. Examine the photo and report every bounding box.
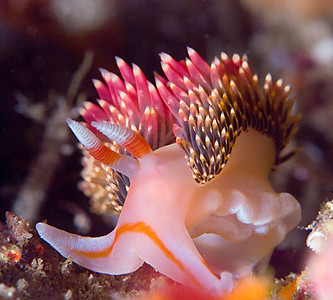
[36,47,301,296]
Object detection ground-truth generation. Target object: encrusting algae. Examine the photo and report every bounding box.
[0,212,161,299]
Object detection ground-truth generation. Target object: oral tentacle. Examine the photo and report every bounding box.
[36,223,144,275]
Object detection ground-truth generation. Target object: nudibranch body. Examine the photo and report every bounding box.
[36,48,301,296]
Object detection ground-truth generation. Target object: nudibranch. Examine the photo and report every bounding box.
[36,48,301,296]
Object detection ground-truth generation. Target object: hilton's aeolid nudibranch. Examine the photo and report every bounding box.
[36,48,301,296]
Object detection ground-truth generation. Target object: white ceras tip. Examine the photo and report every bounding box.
[115,56,125,68]
[159,52,173,63]
[187,46,195,56]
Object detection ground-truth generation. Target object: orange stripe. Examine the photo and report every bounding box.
[69,222,209,287]
[201,258,217,277]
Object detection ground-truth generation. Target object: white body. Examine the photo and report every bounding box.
[37,129,301,296]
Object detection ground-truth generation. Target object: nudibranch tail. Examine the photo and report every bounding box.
[67,118,139,178]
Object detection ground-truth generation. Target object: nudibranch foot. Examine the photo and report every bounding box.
[36,218,234,296]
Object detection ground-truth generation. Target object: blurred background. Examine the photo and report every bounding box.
[1,0,333,279]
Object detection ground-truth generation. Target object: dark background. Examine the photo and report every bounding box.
[1,0,333,278]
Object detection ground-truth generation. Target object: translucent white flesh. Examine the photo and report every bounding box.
[37,129,301,295]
